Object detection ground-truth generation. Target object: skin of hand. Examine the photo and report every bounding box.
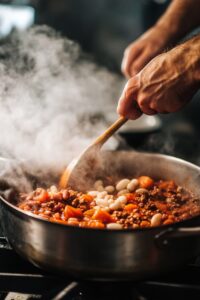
[121,25,173,79]
[122,0,200,79]
[117,36,200,120]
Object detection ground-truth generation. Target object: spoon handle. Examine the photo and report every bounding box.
[93,116,128,147]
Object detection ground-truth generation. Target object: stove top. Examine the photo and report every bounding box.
[0,236,200,300]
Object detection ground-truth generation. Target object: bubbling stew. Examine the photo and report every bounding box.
[18,176,200,229]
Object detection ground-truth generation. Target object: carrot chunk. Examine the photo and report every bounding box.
[80,194,93,202]
[138,176,154,189]
[126,193,136,203]
[64,205,83,220]
[92,208,114,223]
[124,204,138,212]
[35,190,49,203]
[84,209,95,217]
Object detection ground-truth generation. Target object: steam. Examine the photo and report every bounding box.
[0,25,124,179]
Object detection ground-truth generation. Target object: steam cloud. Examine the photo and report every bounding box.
[0,25,124,177]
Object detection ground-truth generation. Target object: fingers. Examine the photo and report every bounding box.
[117,73,185,119]
[149,97,182,113]
[129,50,155,78]
[117,77,142,120]
[122,45,157,78]
[138,101,157,115]
[121,44,142,78]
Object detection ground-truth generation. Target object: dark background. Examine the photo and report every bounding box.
[0,0,170,71]
[35,0,169,72]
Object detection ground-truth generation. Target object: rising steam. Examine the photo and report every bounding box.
[0,25,124,178]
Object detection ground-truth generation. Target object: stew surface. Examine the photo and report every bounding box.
[18,176,200,229]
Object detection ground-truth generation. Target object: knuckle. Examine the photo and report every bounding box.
[124,44,133,56]
[149,102,157,111]
[137,95,149,107]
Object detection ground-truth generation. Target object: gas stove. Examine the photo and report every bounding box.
[0,235,200,300]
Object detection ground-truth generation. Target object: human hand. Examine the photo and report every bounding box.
[121,25,172,79]
[118,36,200,119]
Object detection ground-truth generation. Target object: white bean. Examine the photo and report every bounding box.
[107,223,122,229]
[105,185,115,194]
[50,185,58,193]
[116,179,130,191]
[94,205,100,209]
[108,198,114,204]
[104,195,112,201]
[104,206,110,212]
[68,217,78,222]
[135,188,148,194]
[151,213,162,227]
[127,179,139,192]
[97,186,104,192]
[94,180,103,189]
[117,189,129,196]
[87,191,98,197]
[95,198,108,207]
[109,200,122,210]
[97,191,107,198]
[117,195,127,205]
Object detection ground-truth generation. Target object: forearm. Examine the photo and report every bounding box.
[175,34,200,85]
[155,0,200,43]
[187,35,200,84]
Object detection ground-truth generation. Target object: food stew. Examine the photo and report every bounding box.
[18,176,200,229]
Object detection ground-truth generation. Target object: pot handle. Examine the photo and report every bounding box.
[155,226,200,248]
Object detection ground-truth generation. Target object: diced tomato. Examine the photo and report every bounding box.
[35,190,49,203]
[80,194,93,202]
[84,209,95,217]
[138,176,154,189]
[92,208,114,223]
[126,193,136,203]
[64,205,83,220]
[124,204,138,212]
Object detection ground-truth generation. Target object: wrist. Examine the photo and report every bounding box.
[186,36,200,85]
[154,21,181,46]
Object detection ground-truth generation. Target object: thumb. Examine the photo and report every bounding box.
[117,76,142,120]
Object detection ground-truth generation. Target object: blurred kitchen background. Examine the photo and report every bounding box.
[0,0,200,164]
[0,0,170,71]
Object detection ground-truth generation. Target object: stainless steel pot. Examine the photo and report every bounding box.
[1,151,200,281]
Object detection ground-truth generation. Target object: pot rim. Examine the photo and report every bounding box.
[0,151,200,234]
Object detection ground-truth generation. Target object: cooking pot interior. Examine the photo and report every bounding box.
[0,151,200,202]
[97,151,200,196]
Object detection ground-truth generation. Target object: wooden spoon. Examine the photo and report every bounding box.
[59,116,127,191]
